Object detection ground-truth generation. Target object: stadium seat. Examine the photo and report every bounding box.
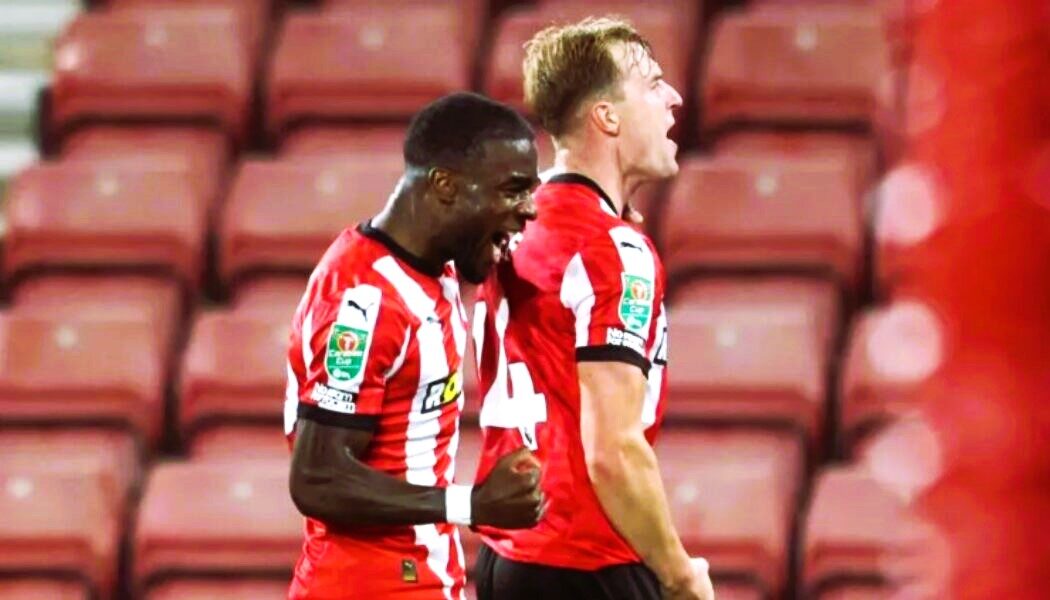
[232,275,307,316]
[0,579,89,600]
[0,313,167,444]
[802,467,921,597]
[51,10,253,140]
[665,281,830,445]
[702,5,887,130]
[840,301,944,453]
[11,274,184,359]
[0,71,48,139]
[0,466,121,597]
[713,583,765,600]
[219,156,401,283]
[818,588,893,600]
[146,578,289,600]
[714,131,878,201]
[671,277,842,354]
[280,125,405,160]
[662,155,862,287]
[189,424,287,461]
[3,161,208,286]
[0,1,80,71]
[134,461,300,591]
[0,428,141,518]
[178,308,291,437]
[486,3,691,119]
[267,6,470,137]
[658,429,802,596]
[62,125,230,217]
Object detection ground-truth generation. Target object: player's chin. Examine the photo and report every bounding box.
[456,253,493,285]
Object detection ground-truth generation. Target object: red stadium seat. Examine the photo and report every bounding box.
[267,6,470,137]
[486,3,691,119]
[178,309,290,437]
[819,588,893,600]
[189,425,287,461]
[802,467,920,597]
[134,461,300,590]
[51,10,253,140]
[0,428,141,518]
[11,275,183,360]
[280,125,405,159]
[3,162,208,286]
[0,580,90,600]
[219,156,401,283]
[715,131,878,200]
[658,429,802,596]
[146,578,289,600]
[62,125,230,217]
[702,5,887,130]
[104,0,271,60]
[662,155,861,287]
[0,313,167,444]
[0,467,121,597]
[840,301,944,453]
[671,277,842,354]
[665,282,830,445]
[233,275,308,317]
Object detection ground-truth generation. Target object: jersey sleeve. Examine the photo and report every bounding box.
[298,284,412,430]
[560,225,660,375]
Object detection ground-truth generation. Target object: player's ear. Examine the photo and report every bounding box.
[427,167,458,205]
[590,101,620,136]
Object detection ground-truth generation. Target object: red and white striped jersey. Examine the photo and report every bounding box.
[285,223,468,600]
[473,173,670,570]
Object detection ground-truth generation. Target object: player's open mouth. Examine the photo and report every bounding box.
[491,231,512,263]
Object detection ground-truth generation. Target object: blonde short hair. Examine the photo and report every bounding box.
[523,16,652,137]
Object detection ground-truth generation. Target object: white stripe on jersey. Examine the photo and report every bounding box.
[559,252,595,348]
[608,226,657,281]
[373,255,458,600]
[643,307,668,427]
[284,361,299,435]
[439,274,468,360]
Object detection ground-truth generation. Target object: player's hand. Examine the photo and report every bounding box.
[471,446,544,529]
[662,557,715,600]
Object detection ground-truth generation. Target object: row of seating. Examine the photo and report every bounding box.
[3,125,884,292]
[0,270,937,454]
[0,422,925,599]
[36,1,891,143]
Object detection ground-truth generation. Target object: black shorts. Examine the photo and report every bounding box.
[474,544,662,600]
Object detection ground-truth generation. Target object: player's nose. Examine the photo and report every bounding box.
[516,196,538,221]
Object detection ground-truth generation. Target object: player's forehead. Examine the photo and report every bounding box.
[609,40,662,83]
[471,137,539,183]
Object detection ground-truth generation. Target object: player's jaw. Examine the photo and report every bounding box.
[456,218,527,284]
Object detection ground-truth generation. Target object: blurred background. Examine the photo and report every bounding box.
[0,0,1047,599]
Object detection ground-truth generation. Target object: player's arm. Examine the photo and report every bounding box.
[564,230,711,598]
[288,285,542,531]
[290,419,541,530]
[577,361,702,595]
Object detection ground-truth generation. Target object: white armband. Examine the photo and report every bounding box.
[445,484,473,526]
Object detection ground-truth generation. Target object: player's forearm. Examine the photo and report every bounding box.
[586,432,694,589]
[290,454,449,530]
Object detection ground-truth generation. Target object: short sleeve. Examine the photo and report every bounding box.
[298,284,411,430]
[560,225,659,375]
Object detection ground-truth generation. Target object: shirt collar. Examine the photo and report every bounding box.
[545,172,619,218]
[358,221,445,278]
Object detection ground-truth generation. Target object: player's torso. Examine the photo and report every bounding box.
[474,177,670,570]
[285,226,468,592]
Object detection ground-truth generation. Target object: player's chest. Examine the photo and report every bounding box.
[389,296,468,419]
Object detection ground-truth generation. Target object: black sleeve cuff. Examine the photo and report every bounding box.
[297,403,379,431]
[575,345,651,377]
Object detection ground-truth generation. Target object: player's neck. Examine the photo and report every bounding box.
[552,148,626,216]
[369,188,446,274]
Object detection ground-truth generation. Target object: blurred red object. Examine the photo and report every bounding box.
[51,10,253,140]
[4,162,207,287]
[134,461,300,592]
[702,5,886,131]
[220,156,400,283]
[662,155,861,288]
[267,6,469,137]
[659,429,802,597]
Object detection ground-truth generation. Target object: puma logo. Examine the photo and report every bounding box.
[345,299,372,321]
[619,240,644,252]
